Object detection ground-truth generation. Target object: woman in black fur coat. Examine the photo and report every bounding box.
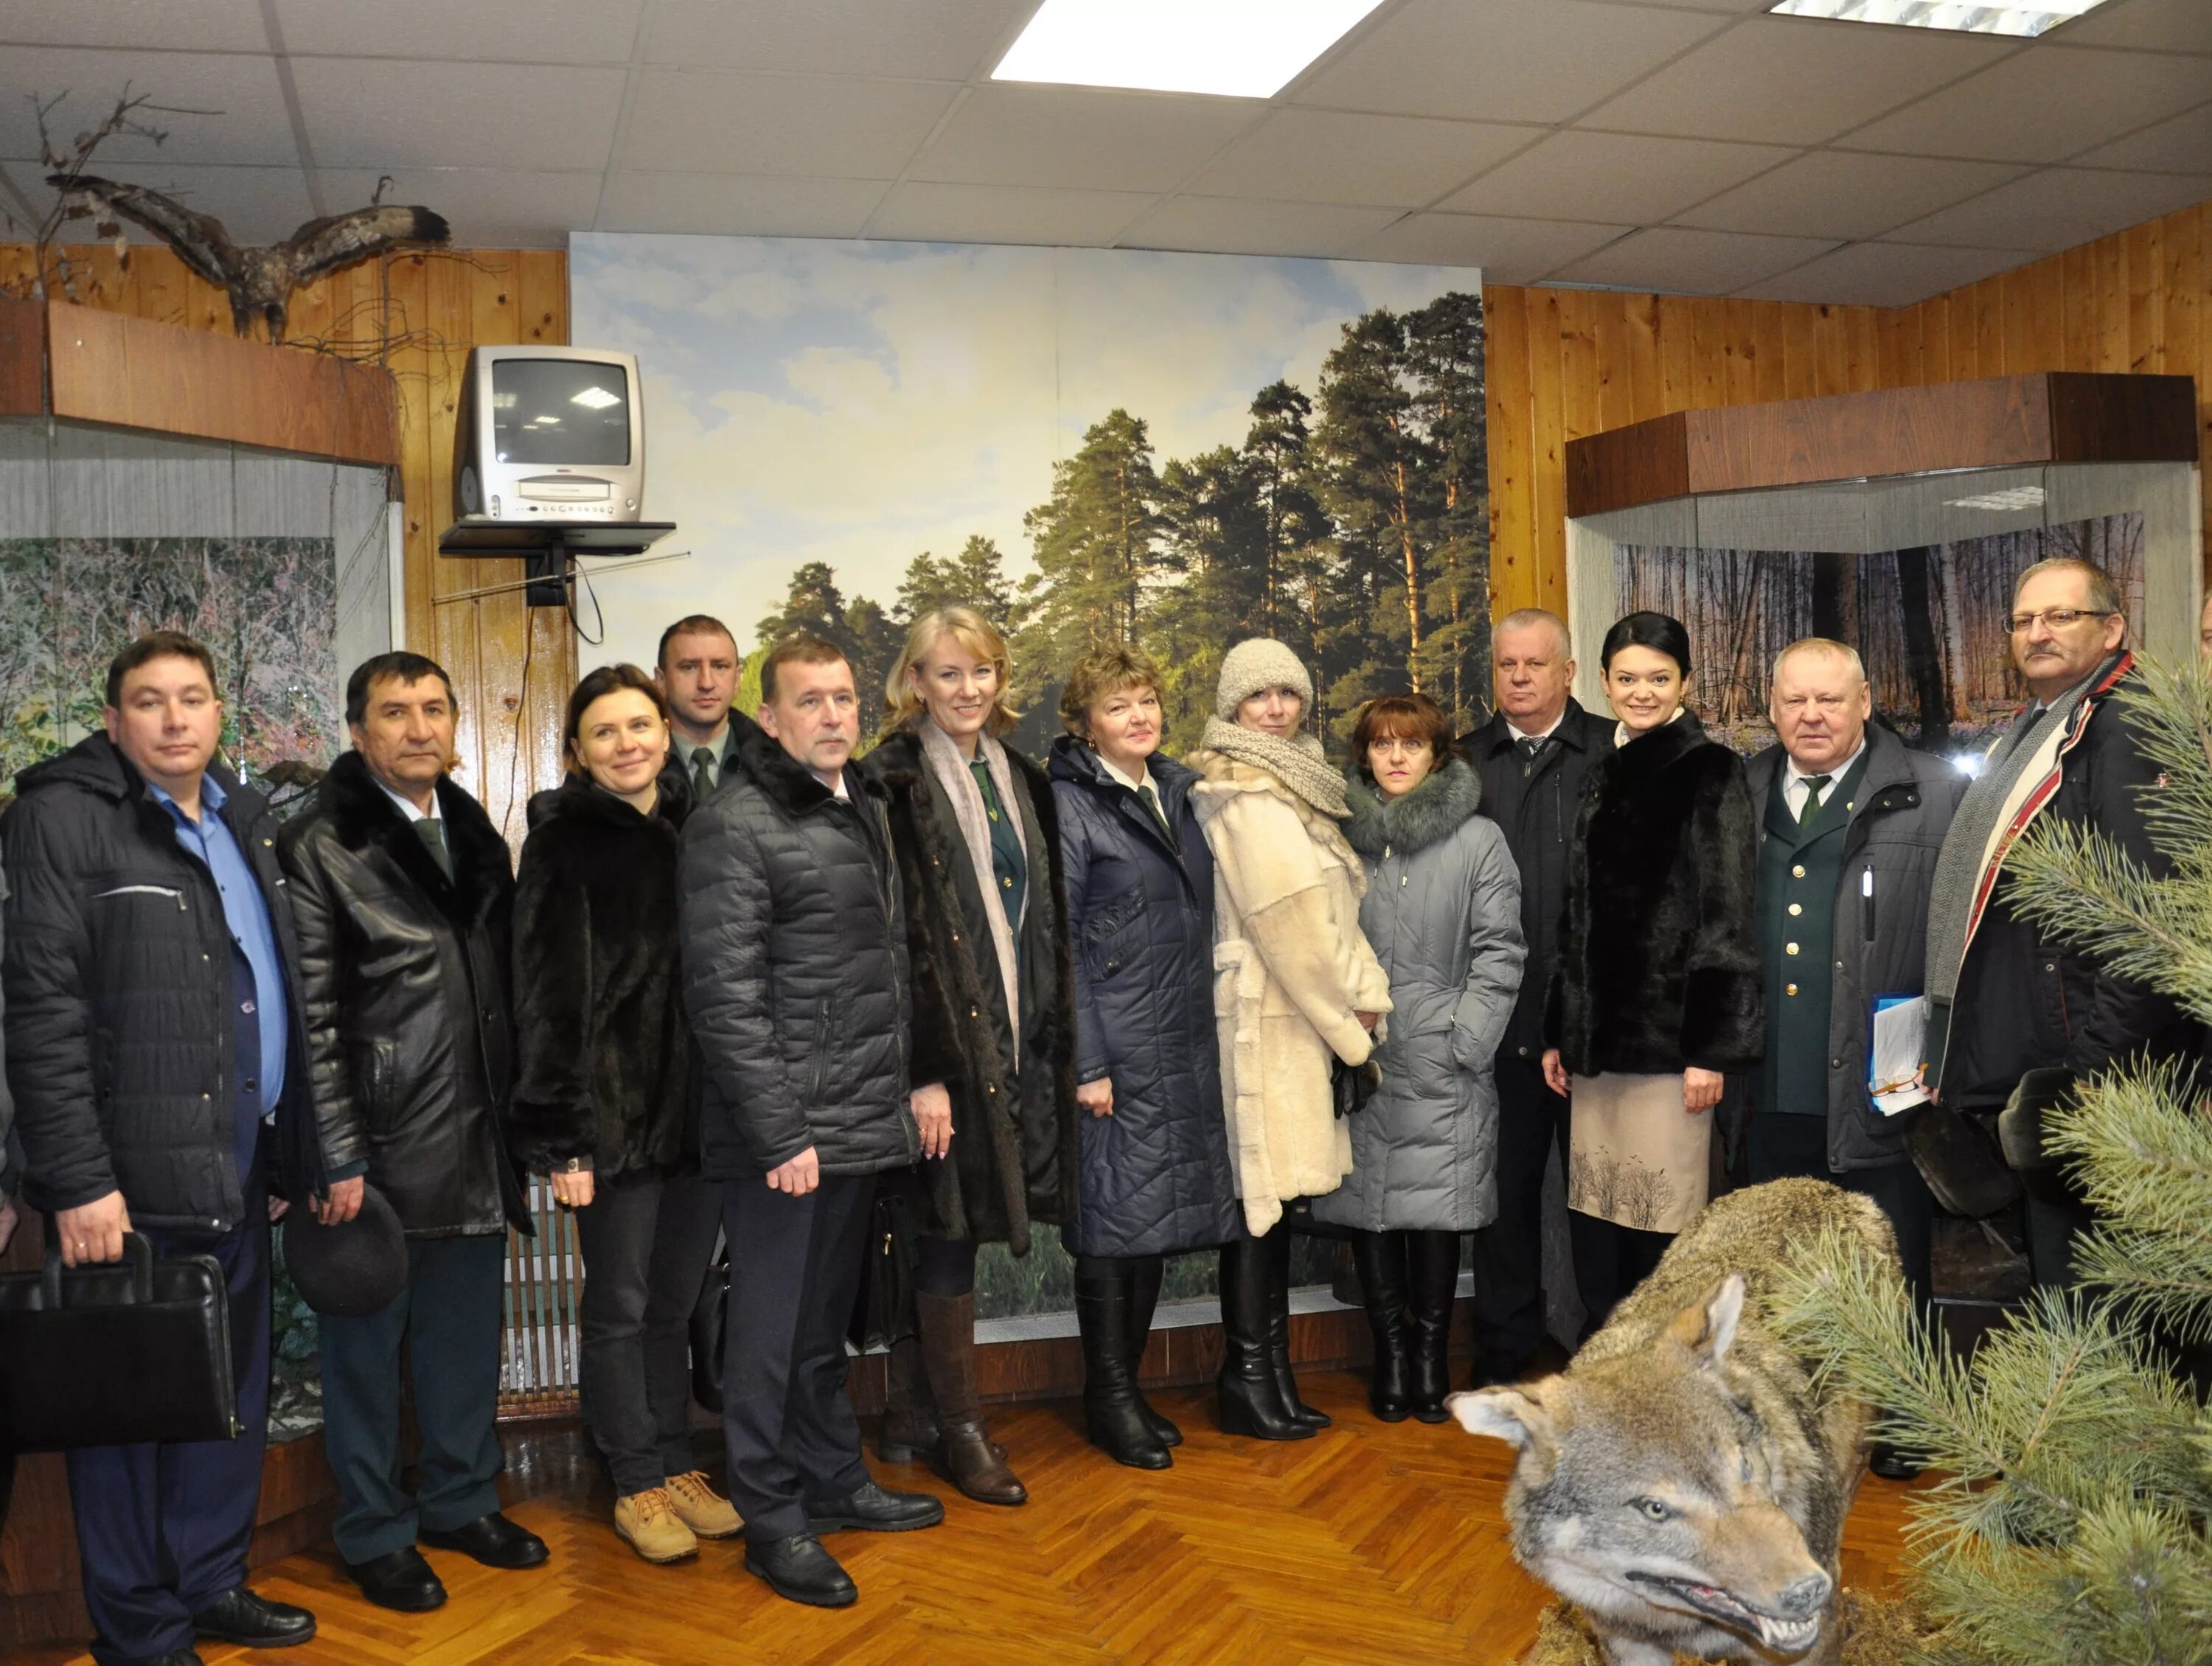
[509,664,736,1564]
[1542,613,1762,1336]
[860,607,1078,1509]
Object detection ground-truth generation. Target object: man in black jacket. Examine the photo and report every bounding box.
[279,652,544,1613]
[1927,559,2197,1288]
[678,634,937,1609]
[1461,608,1613,1387]
[4,631,320,1665]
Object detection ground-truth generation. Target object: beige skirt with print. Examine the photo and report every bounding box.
[1568,1071,1711,1235]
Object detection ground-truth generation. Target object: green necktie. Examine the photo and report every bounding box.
[413,816,453,879]
[691,745,716,803]
[1797,773,1832,829]
[1138,781,1172,840]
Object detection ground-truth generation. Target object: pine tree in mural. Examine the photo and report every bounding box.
[1021,408,1167,663]
[1769,653,2212,1666]
[1405,291,1490,723]
[755,560,901,713]
[896,534,1022,628]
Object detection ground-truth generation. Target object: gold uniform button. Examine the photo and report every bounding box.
[1784,942,1800,956]
[1787,902,1802,916]
[1791,864,1806,878]
[1785,983,1798,996]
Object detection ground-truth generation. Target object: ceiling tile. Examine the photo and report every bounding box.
[1841,44,2212,164]
[1439,130,1796,224]
[44,161,316,247]
[1354,212,1630,281]
[2056,0,2212,53]
[1673,150,2028,240]
[1885,164,2212,251]
[292,58,624,171]
[1187,110,1533,208]
[1552,225,1840,293]
[866,181,1152,246]
[2072,101,2212,172]
[644,0,1032,80]
[319,165,599,248]
[274,0,644,63]
[1582,16,2013,146]
[599,171,889,237]
[624,70,956,177]
[1116,195,1401,259]
[1293,0,1729,125]
[909,85,1261,193]
[0,49,296,167]
[1733,241,2031,306]
[0,0,266,51]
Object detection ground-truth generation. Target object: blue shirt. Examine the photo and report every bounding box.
[149,775,286,1118]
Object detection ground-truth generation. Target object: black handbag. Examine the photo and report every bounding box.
[0,1233,238,1452]
[848,1188,918,1354]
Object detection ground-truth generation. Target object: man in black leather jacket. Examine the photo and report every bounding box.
[279,652,543,1614]
[678,634,937,1609]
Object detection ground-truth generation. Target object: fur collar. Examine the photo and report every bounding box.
[317,749,510,930]
[1603,708,1715,781]
[1343,756,1484,859]
[734,717,879,817]
[538,770,685,839]
[866,725,1052,801]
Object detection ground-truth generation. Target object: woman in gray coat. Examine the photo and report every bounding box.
[1314,694,1524,1423]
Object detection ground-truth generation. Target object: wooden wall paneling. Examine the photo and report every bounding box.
[2164,206,2199,382]
[0,294,42,414]
[1659,293,1693,416]
[1527,288,1571,613]
[1593,293,1632,433]
[2129,217,2161,372]
[1485,288,1537,617]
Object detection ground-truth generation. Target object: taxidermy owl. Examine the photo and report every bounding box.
[46,172,451,344]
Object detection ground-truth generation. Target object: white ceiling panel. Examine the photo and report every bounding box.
[1673,150,2028,240]
[274,0,644,65]
[1582,17,2013,147]
[1354,212,1630,280]
[292,58,624,172]
[1293,0,1730,125]
[0,49,297,168]
[2072,101,2212,172]
[2057,0,2212,54]
[1118,195,1401,259]
[1188,110,1532,208]
[599,170,889,237]
[1734,241,2037,306]
[0,0,266,52]
[1886,164,2212,251]
[1439,130,1796,224]
[644,0,1031,80]
[41,161,317,248]
[624,70,956,177]
[1554,225,1840,293]
[909,85,1259,193]
[1842,44,2212,164]
[319,166,600,249]
[867,181,1152,245]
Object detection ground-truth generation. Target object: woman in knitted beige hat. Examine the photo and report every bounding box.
[1187,638,1391,1440]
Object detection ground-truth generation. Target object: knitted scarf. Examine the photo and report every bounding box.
[1198,716,1348,819]
[917,716,1029,1067]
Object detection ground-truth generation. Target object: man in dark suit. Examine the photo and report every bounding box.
[656,614,744,803]
[1461,608,1613,1387]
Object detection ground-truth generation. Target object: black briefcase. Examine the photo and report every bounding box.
[0,1233,239,1452]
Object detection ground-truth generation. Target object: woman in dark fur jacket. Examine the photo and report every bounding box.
[1542,612,1762,1336]
[509,664,736,1566]
[860,607,1078,1508]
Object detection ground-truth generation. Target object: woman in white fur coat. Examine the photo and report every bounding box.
[1188,638,1391,1442]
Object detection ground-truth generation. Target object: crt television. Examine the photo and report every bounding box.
[453,346,644,523]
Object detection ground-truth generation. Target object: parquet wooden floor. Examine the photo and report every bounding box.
[20,1370,1920,1666]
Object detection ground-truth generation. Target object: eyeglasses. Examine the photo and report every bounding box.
[2006,607,2116,635]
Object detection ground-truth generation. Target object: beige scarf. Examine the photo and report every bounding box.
[1197,716,1348,819]
[917,717,1028,1066]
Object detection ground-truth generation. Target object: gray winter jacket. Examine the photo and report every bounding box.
[1313,760,1526,1233]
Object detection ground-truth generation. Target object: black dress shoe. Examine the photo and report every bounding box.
[1869,1442,1925,1482]
[421,1510,549,1569]
[744,1531,858,1608]
[806,1479,946,1533]
[344,1547,447,1613]
[192,1586,316,1648]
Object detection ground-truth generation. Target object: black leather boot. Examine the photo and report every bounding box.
[1406,1231,1462,1423]
[1217,1232,1312,1441]
[1265,1224,1329,1429]
[1127,1253,1180,1447]
[1077,1258,1171,1469]
[1350,1230,1413,1423]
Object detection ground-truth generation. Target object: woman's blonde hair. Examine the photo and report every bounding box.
[882,605,1022,739]
[1058,643,1163,737]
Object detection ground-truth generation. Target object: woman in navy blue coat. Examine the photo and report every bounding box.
[1048,644,1239,1470]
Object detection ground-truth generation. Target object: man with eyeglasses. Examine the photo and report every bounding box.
[1923,557,2197,1288]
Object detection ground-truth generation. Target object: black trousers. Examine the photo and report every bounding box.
[1568,1213,1671,1340]
[1746,1113,1935,1309]
[721,1173,876,1541]
[66,1206,269,1665]
[1470,1053,1570,1369]
[573,1171,722,1496]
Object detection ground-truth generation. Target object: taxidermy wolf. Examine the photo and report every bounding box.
[1450,1179,1900,1666]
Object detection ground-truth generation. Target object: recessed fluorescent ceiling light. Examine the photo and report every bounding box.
[570,386,619,409]
[1768,0,2112,38]
[994,0,1384,99]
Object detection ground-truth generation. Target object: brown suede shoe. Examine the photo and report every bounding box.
[665,1471,742,1539]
